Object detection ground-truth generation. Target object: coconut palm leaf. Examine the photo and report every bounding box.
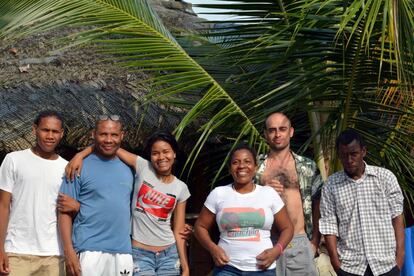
[189,0,414,207]
[0,0,268,182]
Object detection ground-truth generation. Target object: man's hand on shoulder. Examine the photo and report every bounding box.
[0,248,10,274]
[65,154,84,182]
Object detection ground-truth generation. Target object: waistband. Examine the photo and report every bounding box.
[286,234,309,249]
[292,233,308,241]
[132,243,176,257]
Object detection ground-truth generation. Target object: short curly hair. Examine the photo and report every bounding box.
[335,128,366,150]
[33,110,64,128]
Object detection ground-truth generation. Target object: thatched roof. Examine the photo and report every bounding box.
[0,0,203,153]
[0,80,183,152]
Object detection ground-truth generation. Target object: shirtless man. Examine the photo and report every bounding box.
[256,112,323,276]
[270,171,298,204]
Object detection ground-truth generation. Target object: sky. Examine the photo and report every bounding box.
[185,0,240,21]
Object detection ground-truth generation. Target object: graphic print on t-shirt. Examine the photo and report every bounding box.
[219,207,265,241]
[136,182,176,220]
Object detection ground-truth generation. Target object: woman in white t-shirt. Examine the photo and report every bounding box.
[64,130,190,276]
[194,144,293,275]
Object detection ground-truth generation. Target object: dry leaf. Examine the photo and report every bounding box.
[9,48,18,55]
[18,64,30,73]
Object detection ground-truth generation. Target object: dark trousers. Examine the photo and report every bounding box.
[337,265,400,276]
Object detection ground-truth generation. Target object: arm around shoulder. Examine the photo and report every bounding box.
[65,146,93,181]
[116,148,138,169]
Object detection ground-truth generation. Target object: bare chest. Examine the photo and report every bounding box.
[261,158,298,185]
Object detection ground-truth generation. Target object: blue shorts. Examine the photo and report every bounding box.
[132,243,180,276]
[214,265,276,276]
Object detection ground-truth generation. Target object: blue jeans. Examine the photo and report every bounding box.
[214,265,276,276]
[132,244,180,276]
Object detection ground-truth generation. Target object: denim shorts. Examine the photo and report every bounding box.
[214,265,276,276]
[132,243,180,276]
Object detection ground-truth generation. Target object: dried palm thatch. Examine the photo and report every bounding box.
[0,79,183,153]
[0,30,186,153]
[0,0,203,154]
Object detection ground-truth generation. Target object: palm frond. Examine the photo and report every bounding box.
[0,0,267,182]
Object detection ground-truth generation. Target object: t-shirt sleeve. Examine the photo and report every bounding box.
[177,182,190,203]
[268,187,284,214]
[59,175,80,201]
[0,154,14,193]
[204,188,219,214]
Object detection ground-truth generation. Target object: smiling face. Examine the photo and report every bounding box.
[33,116,64,157]
[264,113,294,151]
[93,120,124,159]
[338,140,366,179]
[230,149,257,186]
[150,140,176,176]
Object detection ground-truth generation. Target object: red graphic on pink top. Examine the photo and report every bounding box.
[136,183,176,219]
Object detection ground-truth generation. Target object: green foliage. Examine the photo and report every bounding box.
[192,0,414,201]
